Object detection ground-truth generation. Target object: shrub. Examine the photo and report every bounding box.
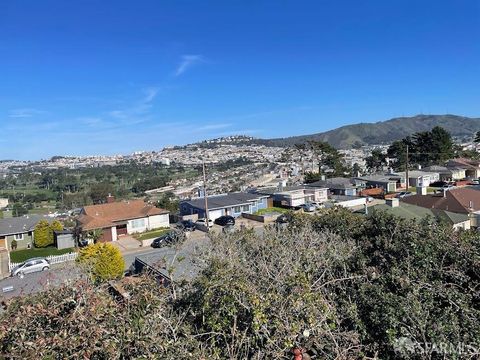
[33,220,53,248]
[77,243,125,282]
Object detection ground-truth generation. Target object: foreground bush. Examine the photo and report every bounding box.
[2,209,480,359]
[77,242,125,282]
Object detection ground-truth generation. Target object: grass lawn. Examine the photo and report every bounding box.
[10,247,75,263]
[133,228,170,241]
[255,207,289,216]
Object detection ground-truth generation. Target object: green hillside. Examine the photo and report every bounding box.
[255,114,480,148]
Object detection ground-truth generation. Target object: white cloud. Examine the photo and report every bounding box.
[8,108,47,118]
[196,123,232,131]
[174,55,205,76]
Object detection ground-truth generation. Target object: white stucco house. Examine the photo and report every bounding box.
[77,199,169,242]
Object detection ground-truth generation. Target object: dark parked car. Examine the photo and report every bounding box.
[151,231,181,248]
[177,220,196,231]
[214,215,235,226]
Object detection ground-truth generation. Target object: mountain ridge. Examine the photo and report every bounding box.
[250,114,480,148]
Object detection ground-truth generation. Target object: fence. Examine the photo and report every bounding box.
[9,252,78,271]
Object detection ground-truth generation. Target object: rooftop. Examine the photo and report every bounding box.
[181,192,268,211]
[402,187,480,214]
[78,200,168,230]
[369,202,468,224]
[0,215,51,236]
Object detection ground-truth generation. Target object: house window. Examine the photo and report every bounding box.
[14,233,24,241]
[241,205,250,212]
[130,219,145,228]
[234,206,241,213]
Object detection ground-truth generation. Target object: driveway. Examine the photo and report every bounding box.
[0,251,9,279]
[112,236,142,252]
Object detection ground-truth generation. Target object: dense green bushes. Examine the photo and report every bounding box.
[2,209,480,358]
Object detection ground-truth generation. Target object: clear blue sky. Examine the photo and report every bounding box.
[1,0,479,160]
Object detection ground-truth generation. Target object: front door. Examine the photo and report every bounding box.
[0,236,6,251]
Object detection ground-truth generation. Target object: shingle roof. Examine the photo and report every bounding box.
[78,200,168,230]
[370,202,468,225]
[307,177,356,189]
[181,192,268,211]
[402,188,480,214]
[0,215,50,236]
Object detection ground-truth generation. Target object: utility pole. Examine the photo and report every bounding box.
[202,161,210,232]
[405,145,409,190]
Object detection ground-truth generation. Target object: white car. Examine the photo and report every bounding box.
[11,258,50,278]
[300,203,316,212]
[309,202,324,209]
[195,218,214,228]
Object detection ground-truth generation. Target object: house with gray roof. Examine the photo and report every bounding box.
[0,215,51,252]
[423,165,466,181]
[180,192,270,221]
[366,198,470,230]
[306,177,363,196]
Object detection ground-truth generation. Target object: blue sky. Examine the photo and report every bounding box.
[1,0,479,160]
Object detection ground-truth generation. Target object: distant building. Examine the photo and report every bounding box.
[253,186,328,208]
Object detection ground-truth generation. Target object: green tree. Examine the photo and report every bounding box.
[34,220,53,248]
[308,140,349,176]
[12,203,28,217]
[387,126,454,169]
[89,182,115,204]
[155,191,180,213]
[77,243,125,283]
[474,131,480,144]
[50,220,63,234]
[365,149,387,172]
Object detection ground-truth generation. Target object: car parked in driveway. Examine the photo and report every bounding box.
[300,203,316,212]
[195,218,214,228]
[214,215,235,226]
[151,231,182,248]
[11,258,50,278]
[176,220,196,231]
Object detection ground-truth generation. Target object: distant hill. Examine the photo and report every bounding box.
[253,114,480,148]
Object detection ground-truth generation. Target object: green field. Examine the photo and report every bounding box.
[133,228,170,241]
[10,247,75,263]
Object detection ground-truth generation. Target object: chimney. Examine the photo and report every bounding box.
[107,193,115,203]
[386,198,399,208]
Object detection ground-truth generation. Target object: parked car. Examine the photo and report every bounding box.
[470,179,480,185]
[195,218,214,228]
[214,215,235,226]
[396,191,413,198]
[151,231,180,248]
[309,202,324,210]
[300,203,316,212]
[177,219,196,231]
[11,258,50,278]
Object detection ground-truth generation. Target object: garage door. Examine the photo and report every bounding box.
[116,225,128,236]
[208,209,224,221]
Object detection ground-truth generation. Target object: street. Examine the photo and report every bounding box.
[0,229,213,301]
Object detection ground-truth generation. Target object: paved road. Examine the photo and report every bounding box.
[0,230,212,301]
